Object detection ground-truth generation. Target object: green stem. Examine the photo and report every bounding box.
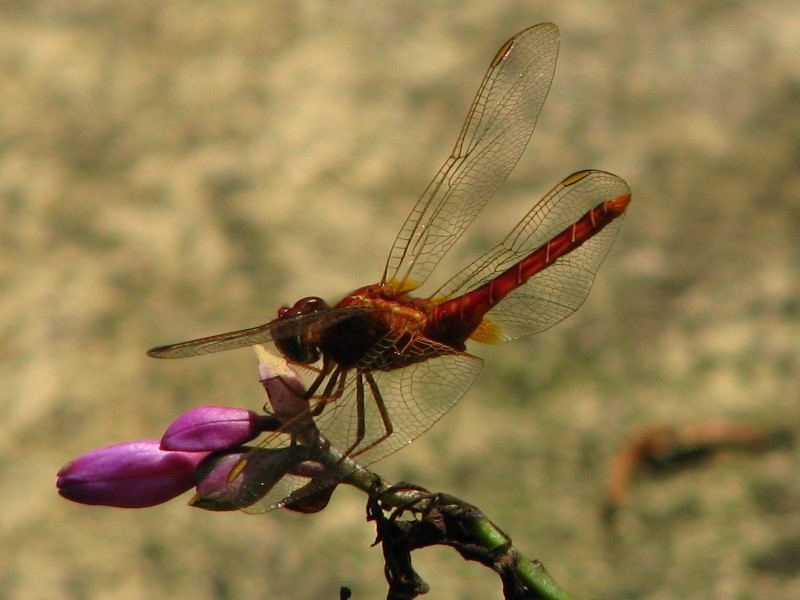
[324,448,578,600]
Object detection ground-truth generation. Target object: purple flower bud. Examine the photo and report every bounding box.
[282,481,337,514]
[289,460,330,480]
[253,346,309,421]
[57,440,208,508]
[191,446,312,511]
[161,405,278,452]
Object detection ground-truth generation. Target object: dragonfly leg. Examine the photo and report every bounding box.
[303,358,334,400]
[310,366,346,417]
[349,371,394,460]
[346,374,368,457]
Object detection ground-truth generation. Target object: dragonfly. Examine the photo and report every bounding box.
[149,23,630,510]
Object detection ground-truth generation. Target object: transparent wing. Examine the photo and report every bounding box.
[382,23,560,293]
[438,170,631,342]
[324,336,483,466]
[240,337,483,513]
[146,306,372,359]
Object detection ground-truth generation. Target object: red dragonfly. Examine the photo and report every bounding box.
[149,23,630,507]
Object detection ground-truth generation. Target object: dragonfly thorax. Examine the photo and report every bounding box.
[319,285,435,371]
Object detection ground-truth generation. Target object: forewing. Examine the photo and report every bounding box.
[383,23,560,293]
[146,306,373,358]
[438,170,630,342]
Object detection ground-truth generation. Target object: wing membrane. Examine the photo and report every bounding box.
[238,338,482,513]
[147,306,373,358]
[438,170,630,341]
[382,23,560,293]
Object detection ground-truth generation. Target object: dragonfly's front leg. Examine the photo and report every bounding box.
[310,366,347,417]
[303,357,334,400]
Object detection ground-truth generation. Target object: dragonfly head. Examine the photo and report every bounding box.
[274,297,329,364]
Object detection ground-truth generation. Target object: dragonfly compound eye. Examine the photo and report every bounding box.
[273,297,328,364]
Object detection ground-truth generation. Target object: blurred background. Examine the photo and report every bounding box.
[2,1,799,599]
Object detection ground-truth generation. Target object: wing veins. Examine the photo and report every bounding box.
[382,24,560,293]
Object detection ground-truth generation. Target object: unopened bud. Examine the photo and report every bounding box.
[57,440,208,508]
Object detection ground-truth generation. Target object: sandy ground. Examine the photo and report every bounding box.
[2,2,800,599]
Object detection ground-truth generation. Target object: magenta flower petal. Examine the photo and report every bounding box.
[161,405,272,451]
[191,446,311,511]
[57,440,208,508]
[279,460,338,513]
[283,484,336,514]
[253,346,310,421]
[190,451,253,511]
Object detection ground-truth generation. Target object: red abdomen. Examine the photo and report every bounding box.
[424,192,630,348]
